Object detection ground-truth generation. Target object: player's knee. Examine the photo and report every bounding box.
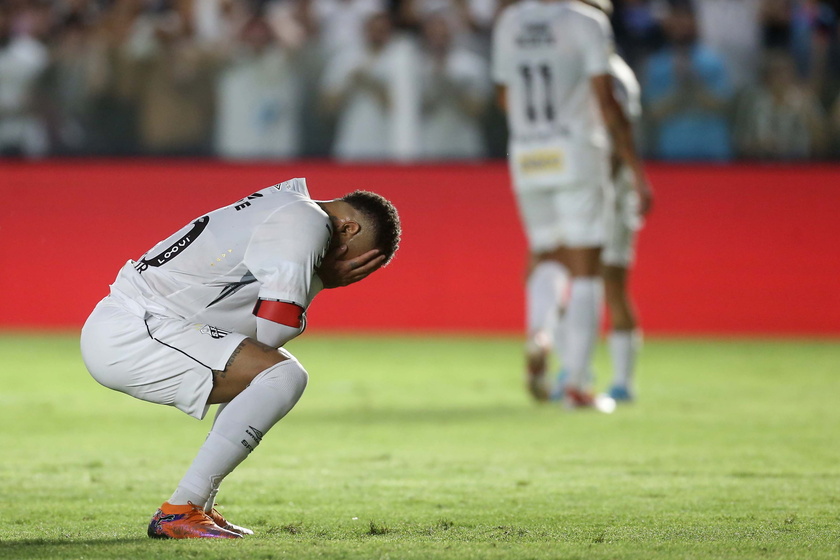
[253,357,309,401]
[283,359,309,396]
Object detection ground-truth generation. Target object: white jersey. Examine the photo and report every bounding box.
[492,0,614,189]
[609,53,641,197]
[109,178,331,337]
[610,53,641,130]
[604,54,643,265]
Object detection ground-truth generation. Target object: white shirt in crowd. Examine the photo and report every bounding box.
[419,47,490,159]
[0,34,49,155]
[216,47,303,159]
[694,0,761,88]
[321,43,403,160]
[312,0,386,55]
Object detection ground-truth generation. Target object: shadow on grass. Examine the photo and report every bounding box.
[0,536,242,559]
[297,404,545,426]
[1,537,149,546]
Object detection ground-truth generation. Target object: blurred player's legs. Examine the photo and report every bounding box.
[525,258,569,400]
[602,179,643,401]
[552,185,608,410]
[561,246,602,401]
[516,190,570,401]
[515,186,610,410]
[603,265,640,401]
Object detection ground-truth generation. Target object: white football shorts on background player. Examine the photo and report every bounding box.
[81,296,248,420]
[514,183,608,253]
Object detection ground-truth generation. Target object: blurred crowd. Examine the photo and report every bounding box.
[2,0,840,161]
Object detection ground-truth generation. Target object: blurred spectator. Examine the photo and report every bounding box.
[38,14,98,154]
[300,0,386,56]
[611,0,667,72]
[417,13,489,159]
[2,0,840,161]
[734,50,827,159]
[398,0,498,53]
[807,0,840,106]
[694,0,762,88]
[761,0,795,49]
[319,12,402,160]
[215,12,304,159]
[643,3,733,161]
[80,0,148,155]
[831,90,840,155]
[126,3,218,156]
[0,3,49,157]
[192,0,251,44]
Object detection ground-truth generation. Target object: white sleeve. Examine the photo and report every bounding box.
[491,9,514,85]
[581,12,613,77]
[255,316,303,348]
[244,201,331,308]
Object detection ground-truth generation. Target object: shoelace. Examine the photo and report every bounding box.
[183,502,220,526]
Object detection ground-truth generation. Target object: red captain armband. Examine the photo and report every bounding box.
[253,299,304,328]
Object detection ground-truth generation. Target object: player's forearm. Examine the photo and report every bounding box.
[604,103,643,179]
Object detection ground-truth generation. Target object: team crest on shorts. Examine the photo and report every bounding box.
[200,325,231,339]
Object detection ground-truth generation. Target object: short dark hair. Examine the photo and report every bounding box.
[341,190,401,265]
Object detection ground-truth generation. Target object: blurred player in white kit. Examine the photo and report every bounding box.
[81,178,400,539]
[600,45,645,402]
[492,0,651,408]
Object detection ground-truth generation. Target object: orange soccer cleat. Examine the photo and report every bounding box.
[147,502,242,539]
[207,504,254,536]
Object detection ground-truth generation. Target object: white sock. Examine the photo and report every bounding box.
[552,305,567,371]
[168,359,309,507]
[609,329,640,389]
[526,261,569,346]
[202,403,228,512]
[564,277,601,390]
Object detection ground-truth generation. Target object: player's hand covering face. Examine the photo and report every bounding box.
[317,244,386,289]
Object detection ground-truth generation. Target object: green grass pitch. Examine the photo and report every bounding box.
[1,333,839,559]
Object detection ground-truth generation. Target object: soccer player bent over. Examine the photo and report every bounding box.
[80,178,401,539]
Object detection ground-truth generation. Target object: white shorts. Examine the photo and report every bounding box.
[602,172,642,268]
[80,296,248,419]
[514,183,608,253]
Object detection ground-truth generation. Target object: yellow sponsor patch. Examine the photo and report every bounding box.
[518,149,565,175]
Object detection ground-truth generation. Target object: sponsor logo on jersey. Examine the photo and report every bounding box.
[200,325,231,339]
[516,23,554,47]
[135,216,210,273]
[519,149,565,174]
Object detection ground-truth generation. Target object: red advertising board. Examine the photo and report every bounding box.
[1,160,838,335]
